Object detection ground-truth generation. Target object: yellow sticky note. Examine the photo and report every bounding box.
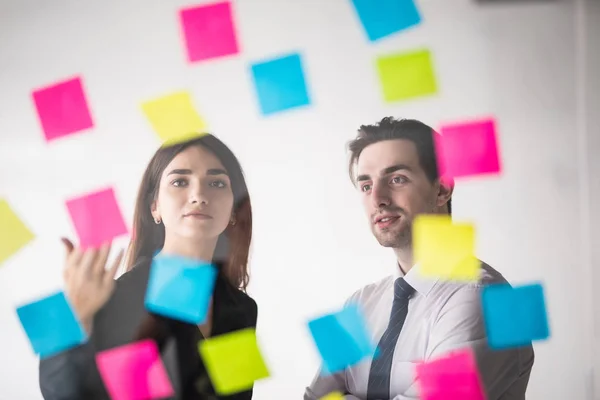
[198,328,269,395]
[413,215,479,281]
[376,48,438,102]
[321,391,344,400]
[141,91,208,147]
[0,199,34,265]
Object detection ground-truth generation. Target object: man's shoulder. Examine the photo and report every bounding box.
[429,260,511,302]
[345,275,395,306]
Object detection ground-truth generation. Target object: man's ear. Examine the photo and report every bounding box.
[436,177,454,209]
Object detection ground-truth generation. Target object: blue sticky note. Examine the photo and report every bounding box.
[250,53,311,116]
[308,304,375,374]
[145,254,217,324]
[351,0,421,42]
[16,291,87,358]
[482,283,550,349]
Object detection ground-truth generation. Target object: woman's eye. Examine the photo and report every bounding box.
[172,178,188,187]
[210,180,228,188]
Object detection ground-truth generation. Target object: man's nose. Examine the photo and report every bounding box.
[371,183,391,209]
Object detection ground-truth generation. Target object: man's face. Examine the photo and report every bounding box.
[356,139,440,249]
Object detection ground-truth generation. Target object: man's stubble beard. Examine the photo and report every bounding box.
[373,221,413,249]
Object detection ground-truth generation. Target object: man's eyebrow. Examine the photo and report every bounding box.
[356,164,413,182]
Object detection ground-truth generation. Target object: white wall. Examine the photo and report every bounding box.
[0,0,594,399]
[582,0,600,398]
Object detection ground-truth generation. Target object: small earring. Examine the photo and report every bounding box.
[230,217,236,226]
[154,218,161,225]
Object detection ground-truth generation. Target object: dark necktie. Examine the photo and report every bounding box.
[367,277,415,400]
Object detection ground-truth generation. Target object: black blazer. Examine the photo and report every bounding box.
[39,258,258,400]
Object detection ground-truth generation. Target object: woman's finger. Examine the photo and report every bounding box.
[92,243,111,279]
[61,238,75,254]
[64,245,84,281]
[75,247,99,284]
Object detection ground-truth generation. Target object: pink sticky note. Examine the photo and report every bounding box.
[66,187,128,249]
[435,118,501,180]
[32,76,94,142]
[179,2,240,62]
[415,348,486,400]
[96,339,174,400]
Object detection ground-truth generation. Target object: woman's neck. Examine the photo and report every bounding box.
[161,235,218,262]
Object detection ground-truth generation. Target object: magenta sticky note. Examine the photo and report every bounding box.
[415,348,485,400]
[96,339,174,400]
[66,187,128,249]
[32,76,94,142]
[435,118,501,180]
[179,1,240,63]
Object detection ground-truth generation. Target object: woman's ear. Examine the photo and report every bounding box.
[150,200,159,220]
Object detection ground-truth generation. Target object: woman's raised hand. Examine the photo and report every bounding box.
[61,238,123,334]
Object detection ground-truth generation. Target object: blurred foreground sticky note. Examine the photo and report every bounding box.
[0,199,35,265]
[96,339,174,400]
[32,76,94,142]
[16,291,87,358]
[321,392,344,400]
[141,91,207,146]
[199,328,269,395]
[415,348,485,400]
[308,303,375,374]
[66,187,129,249]
[436,118,501,180]
[250,53,311,115]
[351,0,421,42]
[413,215,479,281]
[145,254,217,324]
[180,1,240,62]
[482,282,550,349]
[376,48,437,102]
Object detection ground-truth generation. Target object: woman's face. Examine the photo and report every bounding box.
[151,145,234,241]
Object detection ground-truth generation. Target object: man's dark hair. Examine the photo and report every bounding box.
[347,117,452,215]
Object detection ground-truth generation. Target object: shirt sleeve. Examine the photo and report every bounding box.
[304,368,348,400]
[38,342,100,400]
[389,284,534,400]
[304,291,362,400]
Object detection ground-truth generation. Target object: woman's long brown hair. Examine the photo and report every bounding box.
[124,133,252,291]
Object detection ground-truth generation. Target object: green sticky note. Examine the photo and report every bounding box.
[321,391,344,400]
[198,328,269,395]
[376,48,438,102]
[0,199,34,265]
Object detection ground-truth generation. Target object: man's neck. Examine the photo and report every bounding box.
[394,248,413,274]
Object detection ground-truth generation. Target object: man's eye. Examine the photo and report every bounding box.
[391,176,407,184]
[361,184,371,192]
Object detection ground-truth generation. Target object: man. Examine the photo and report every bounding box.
[304,117,534,400]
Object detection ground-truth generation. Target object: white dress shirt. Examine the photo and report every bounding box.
[304,261,534,400]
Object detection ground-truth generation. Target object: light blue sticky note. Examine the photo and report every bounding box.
[351,0,421,42]
[308,303,375,375]
[16,291,87,358]
[250,53,311,116]
[482,283,550,349]
[145,254,217,324]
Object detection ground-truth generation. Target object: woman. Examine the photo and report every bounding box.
[39,134,257,400]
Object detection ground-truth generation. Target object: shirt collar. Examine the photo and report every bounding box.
[393,262,439,297]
